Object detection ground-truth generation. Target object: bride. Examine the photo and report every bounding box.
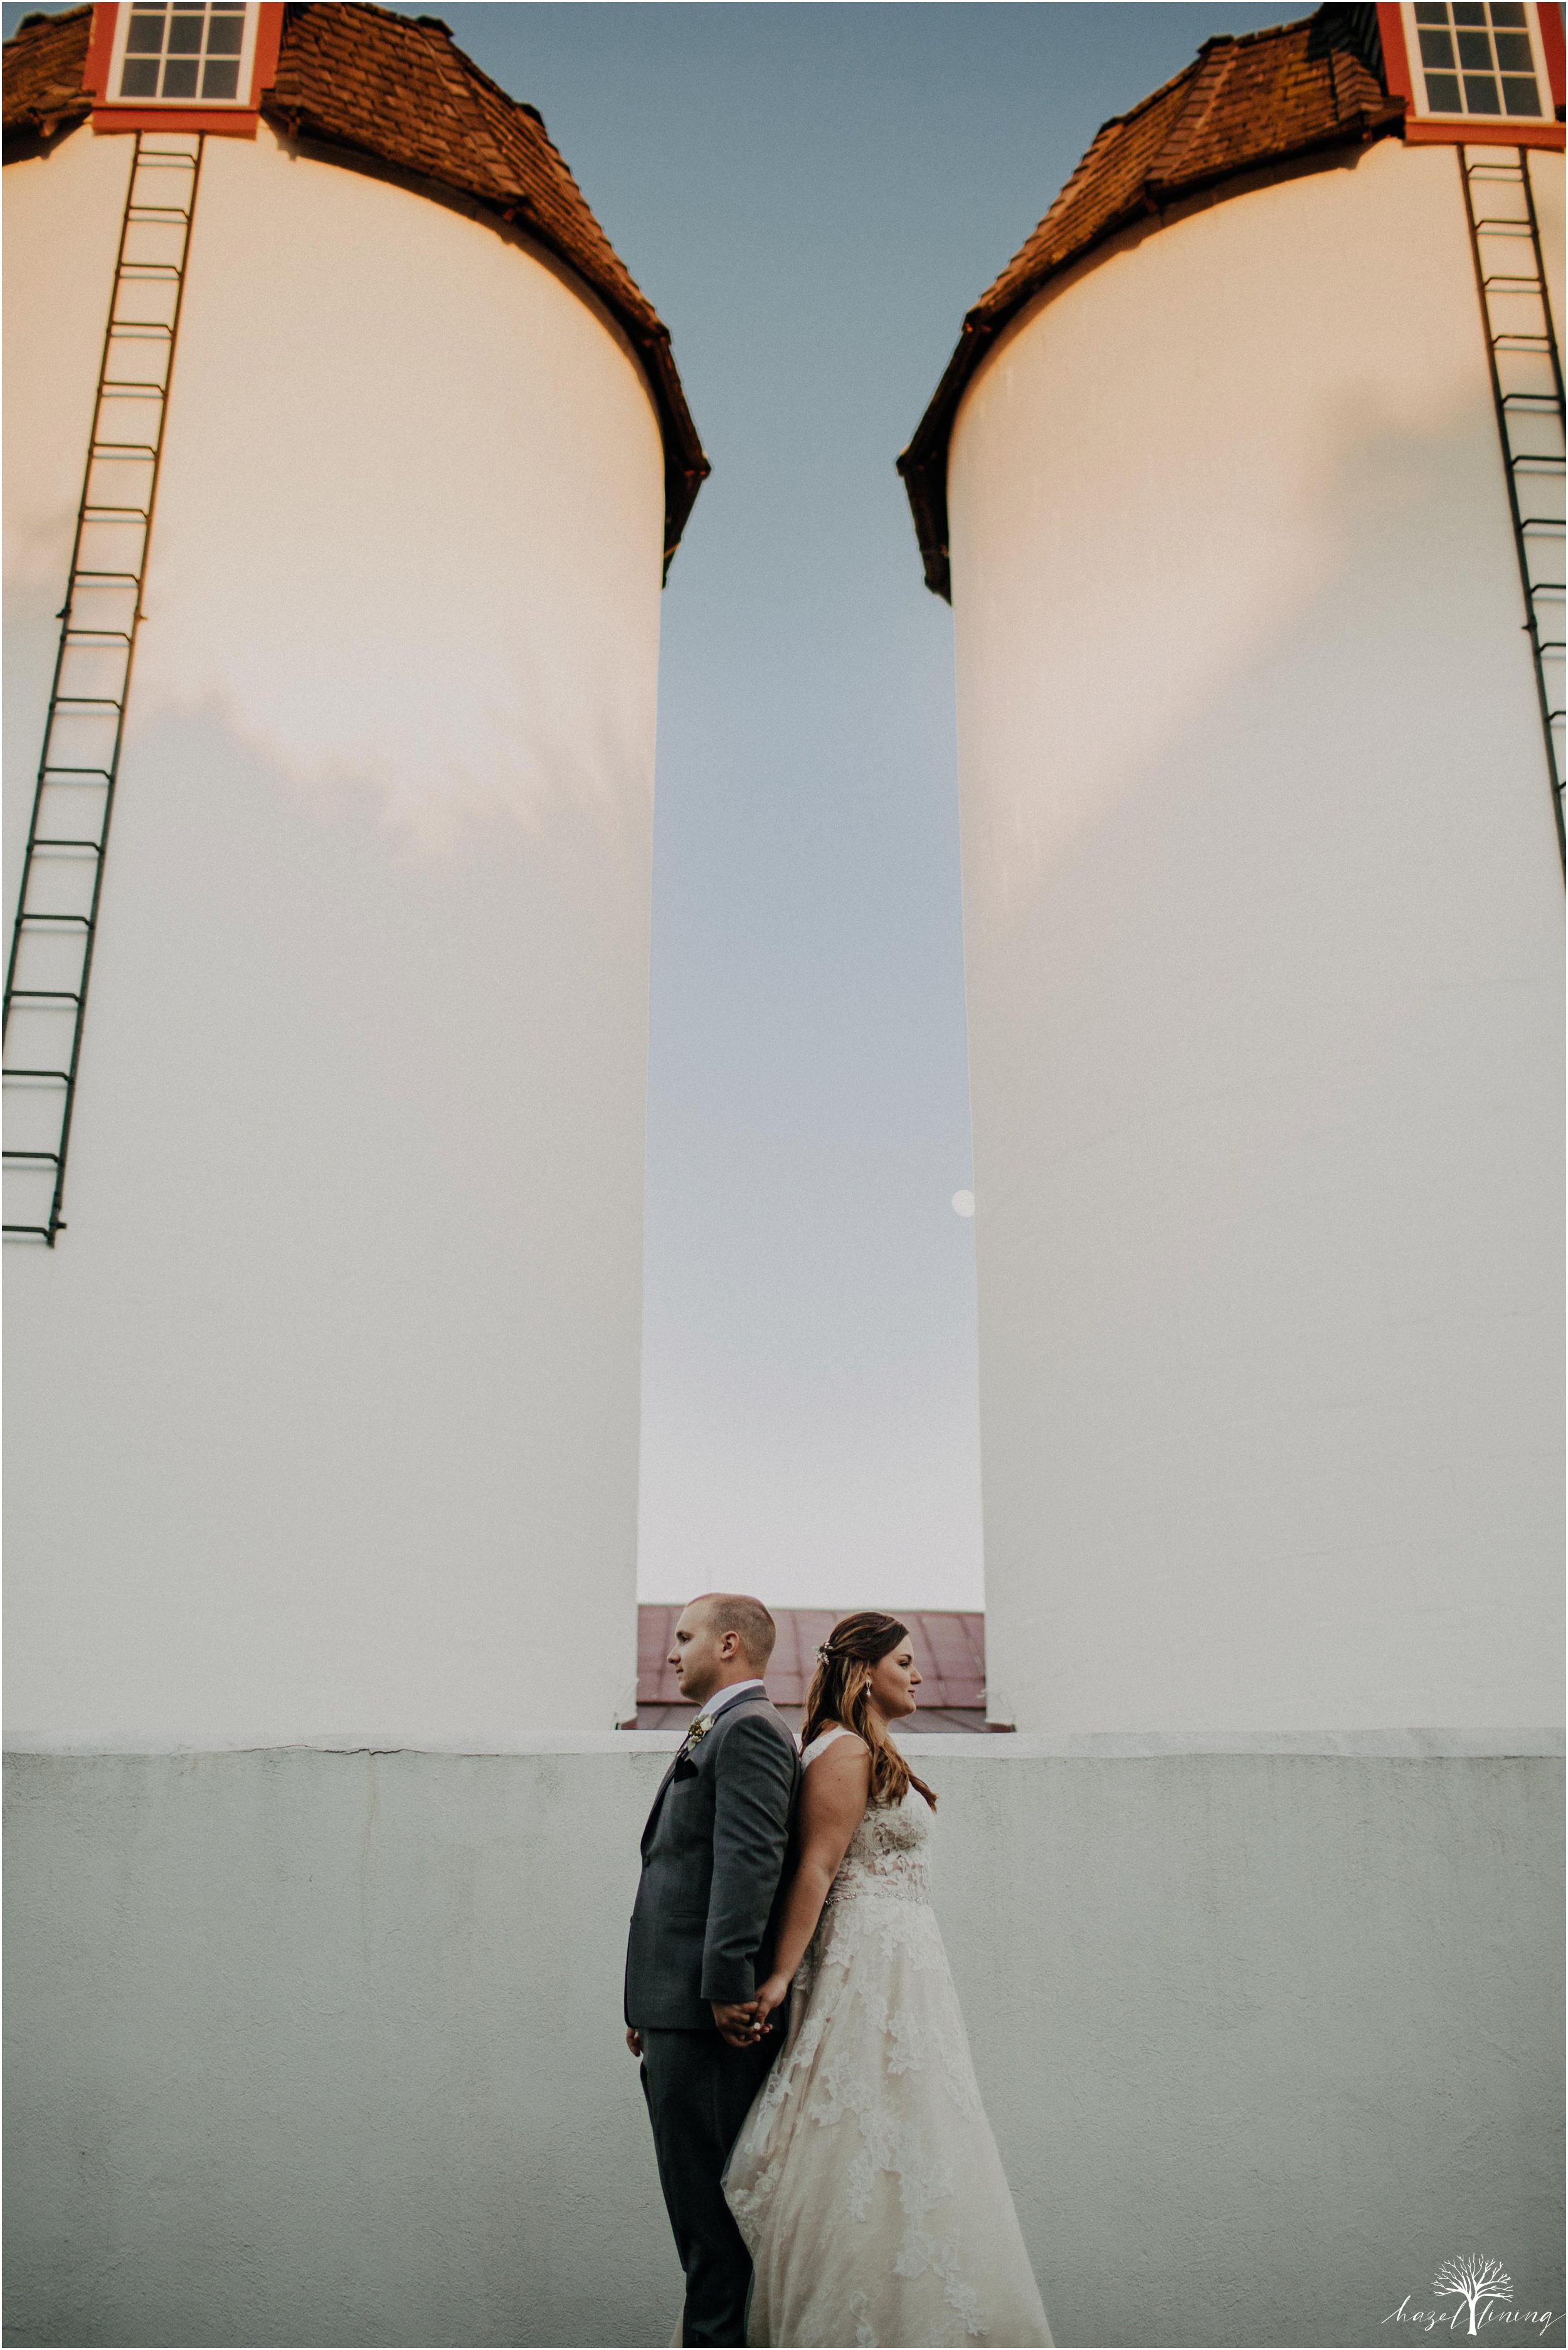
[721,1612,1053,2348]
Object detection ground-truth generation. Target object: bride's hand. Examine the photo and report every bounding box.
[752,1972,790,2031]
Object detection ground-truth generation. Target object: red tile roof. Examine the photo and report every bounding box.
[3,4,707,572]
[635,1604,996,1732]
[897,4,1403,600]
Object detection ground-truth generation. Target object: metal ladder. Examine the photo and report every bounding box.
[1459,144,1566,868]
[3,131,204,1243]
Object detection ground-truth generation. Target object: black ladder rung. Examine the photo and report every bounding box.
[48,696,124,712]
[2,1067,71,1081]
[6,988,83,1001]
[40,766,114,781]
[15,913,93,928]
[28,840,103,853]
[4,1149,63,1162]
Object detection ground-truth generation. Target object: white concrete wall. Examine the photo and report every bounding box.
[3,122,668,1741]
[4,1738,1561,2348]
[946,135,1565,1737]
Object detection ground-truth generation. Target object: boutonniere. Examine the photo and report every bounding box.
[684,1713,716,1750]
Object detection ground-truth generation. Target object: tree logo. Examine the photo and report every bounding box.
[1434,2257,1514,2336]
[1385,2256,1559,2339]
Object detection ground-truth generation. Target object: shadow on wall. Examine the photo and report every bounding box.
[962,386,1564,1735]
[3,707,649,1746]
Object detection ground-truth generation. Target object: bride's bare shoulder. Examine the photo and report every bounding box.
[802,1722,872,1775]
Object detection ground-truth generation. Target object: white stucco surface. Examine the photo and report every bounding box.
[1529,146,1565,394]
[4,124,668,1740]
[4,1743,1561,2348]
[3,130,134,923]
[946,135,1565,1737]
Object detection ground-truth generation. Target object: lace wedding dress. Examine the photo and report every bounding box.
[722,1727,1054,2347]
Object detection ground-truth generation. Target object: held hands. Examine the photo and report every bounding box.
[626,1996,788,2055]
[751,1972,790,2031]
[710,1996,782,2048]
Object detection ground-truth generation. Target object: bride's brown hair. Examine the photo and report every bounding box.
[800,1612,936,1812]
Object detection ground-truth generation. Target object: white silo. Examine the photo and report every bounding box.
[900,3,1564,1738]
[4,2,707,1743]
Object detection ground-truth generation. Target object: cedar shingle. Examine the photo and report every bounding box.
[2,3,93,134]
[898,5,1403,600]
[2,2,706,569]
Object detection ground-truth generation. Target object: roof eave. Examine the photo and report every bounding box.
[898,93,1405,604]
[258,94,709,578]
[2,5,707,577]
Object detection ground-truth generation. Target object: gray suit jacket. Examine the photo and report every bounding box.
[625,1691,802,2031]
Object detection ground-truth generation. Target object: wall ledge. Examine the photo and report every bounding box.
[4,1726,1562,1760]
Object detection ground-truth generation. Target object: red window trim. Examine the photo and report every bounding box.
[87,2,283,138]
[1377,0,1565,148]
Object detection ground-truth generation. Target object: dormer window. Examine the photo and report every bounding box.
[1402,1,1551,119]
[97,1,268,112]
[119,4,245,101]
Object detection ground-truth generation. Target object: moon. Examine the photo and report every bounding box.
[951,1190,975,1218]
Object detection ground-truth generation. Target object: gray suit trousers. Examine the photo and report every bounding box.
[640,2025,780,2349]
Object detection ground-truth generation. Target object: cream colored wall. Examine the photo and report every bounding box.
[948,135,1564,1735]
[4,122,667,1740]
[3,131,134,923]
[1529,145,1564,384]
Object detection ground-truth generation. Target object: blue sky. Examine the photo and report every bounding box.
[426,3,1290,1612]
[4,1,1293,1611]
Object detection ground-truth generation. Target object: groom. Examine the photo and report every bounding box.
[625,1592,801,2349]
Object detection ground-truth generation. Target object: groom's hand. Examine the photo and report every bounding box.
[625,2028,643,2058]
[711,1999,763,2047]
